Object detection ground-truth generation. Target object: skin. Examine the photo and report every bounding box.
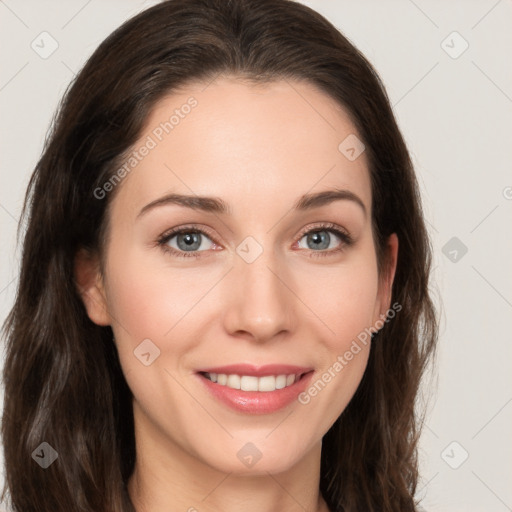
[76,75,398,512]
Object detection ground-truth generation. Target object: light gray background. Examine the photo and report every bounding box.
[1,1,511,511]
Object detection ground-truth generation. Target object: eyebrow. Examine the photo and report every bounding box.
[137,188,367,219]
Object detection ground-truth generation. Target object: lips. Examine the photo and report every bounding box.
[195,364,314,414]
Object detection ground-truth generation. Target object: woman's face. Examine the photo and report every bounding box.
[78,76,397,475]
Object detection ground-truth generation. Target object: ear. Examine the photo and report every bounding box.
[74,248,111,326]
[372,233,399,323]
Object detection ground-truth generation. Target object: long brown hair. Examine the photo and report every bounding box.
[1,1,438,510]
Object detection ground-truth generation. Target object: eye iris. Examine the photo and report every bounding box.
[308,231,330,250]
[177,232,201,251]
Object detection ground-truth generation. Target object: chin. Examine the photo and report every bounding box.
[196,437,314,476]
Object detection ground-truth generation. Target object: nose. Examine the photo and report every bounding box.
[222,244,295,343]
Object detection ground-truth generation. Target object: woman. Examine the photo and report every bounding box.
[1,0,438,511]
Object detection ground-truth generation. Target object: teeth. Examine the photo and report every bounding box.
[205,373,299,392]
[275,375,287,389]
[227,374,241,389]
[257,375,274,391]
[241,375,259,391]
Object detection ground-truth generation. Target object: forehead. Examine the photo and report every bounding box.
[110,76,371,220]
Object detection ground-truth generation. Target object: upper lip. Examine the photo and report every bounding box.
[196,364,313,377]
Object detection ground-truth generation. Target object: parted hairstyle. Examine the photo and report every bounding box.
[1,0,438,510]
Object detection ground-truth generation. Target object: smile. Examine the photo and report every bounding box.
[195,365,315,414]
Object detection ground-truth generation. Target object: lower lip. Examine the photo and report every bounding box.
[196,372,314,414]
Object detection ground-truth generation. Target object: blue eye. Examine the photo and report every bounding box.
[295,223,353,258]
[157,222,353,259]
[158,227,216,258]
[298,229,343,251]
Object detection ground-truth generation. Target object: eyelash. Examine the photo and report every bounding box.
[156,222,354,259]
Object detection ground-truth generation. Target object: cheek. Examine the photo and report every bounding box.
[296,245,380,348]
[104,245,215,342]
[102,245,216,394]
[293,248,378,424]
[102,248,215,434]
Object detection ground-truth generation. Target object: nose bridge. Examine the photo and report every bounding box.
[224,234,293,340]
